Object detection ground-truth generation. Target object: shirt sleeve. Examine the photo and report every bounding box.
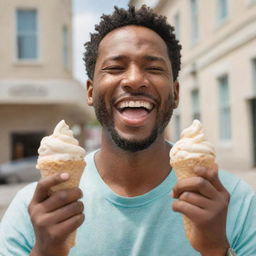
[227,178,256,256]
[0,183,36,256]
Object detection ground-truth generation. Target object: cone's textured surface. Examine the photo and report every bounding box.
[37,159,85,248]
[170,155,215,241]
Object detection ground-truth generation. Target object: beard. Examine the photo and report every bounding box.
[94,93,175,152]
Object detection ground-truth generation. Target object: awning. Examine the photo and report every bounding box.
[0,79,87,105]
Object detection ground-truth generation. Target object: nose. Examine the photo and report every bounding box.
[121,65,148,91]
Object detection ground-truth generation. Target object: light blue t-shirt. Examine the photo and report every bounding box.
[0,150,256,256]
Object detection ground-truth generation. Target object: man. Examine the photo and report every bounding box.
[0,5,255,256]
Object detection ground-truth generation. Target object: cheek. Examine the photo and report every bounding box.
[94,75,119,95]
[153,79,173,105]
[150,75,172,91]
[92,85,114,113]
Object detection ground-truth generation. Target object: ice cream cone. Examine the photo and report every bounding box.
[169,119,216,242]
[37,160,85,192]
[37,159,85,248]
[36,120,86,249]
[170,155,215,240]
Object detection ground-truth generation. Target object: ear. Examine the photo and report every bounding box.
[87,79,94,106]
[173,81,179,109]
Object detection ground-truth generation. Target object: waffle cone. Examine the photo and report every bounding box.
[37,159,85,248]
[170,155,215,241]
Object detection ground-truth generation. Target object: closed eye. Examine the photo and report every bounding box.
[102,66,125,71]
[101,66,125,75]
[145,66,165,72]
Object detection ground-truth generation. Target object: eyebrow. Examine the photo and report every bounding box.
[102,55,167,65]
[143,55,166,63]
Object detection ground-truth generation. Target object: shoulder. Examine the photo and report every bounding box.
[219,170,255,215]
[0,183,36,254]
[6,182,38,208]
[17,182,37,202]
[221,171,256,252]
[218,170,255,196]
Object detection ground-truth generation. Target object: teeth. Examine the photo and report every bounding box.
[118,100,153,110]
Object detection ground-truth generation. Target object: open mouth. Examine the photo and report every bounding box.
[115,99,155,126]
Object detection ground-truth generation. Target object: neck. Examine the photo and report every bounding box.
[94,131,172,197]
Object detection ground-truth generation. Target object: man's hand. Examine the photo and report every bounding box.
[172,164,230,256]
[28,173,85,256]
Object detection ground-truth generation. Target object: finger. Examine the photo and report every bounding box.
[172,199,206,223]
[173,177,217,199]
[31,173,70,203]
[54,213,85,236]
[179,191,211,209]
[43,188,83,212]
[194,163,227,192]
[43,201,84,225]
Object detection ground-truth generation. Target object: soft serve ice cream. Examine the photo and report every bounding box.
[37,120,85,165]
[36,120,86,248]
[170,119,215,161]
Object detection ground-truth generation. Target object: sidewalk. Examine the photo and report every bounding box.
[225,168,256,191]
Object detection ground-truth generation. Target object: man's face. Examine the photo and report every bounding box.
[87,25,179,152]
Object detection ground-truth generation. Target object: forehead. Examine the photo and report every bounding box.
[97,25,170,61]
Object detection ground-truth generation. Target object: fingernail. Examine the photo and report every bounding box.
[60,173,69,180]
[170,190,174,197]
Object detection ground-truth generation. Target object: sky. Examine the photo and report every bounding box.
[72,0,129,85]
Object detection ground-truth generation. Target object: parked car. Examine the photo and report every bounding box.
[0,157,40,184]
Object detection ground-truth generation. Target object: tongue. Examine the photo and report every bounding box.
[121,108,148,120]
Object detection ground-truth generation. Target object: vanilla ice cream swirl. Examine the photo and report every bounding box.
[170,120,215,160]
[37,120,86,163]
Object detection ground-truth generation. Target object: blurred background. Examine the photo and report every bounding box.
[0,0,256,219]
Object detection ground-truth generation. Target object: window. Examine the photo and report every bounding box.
[217,0,228,22]
[248,0,256,5]
[174,12,180,40]
[174,114,181,141]
[16,9,38,60]
[252,59,256,96]
[191,89,200,120]
[63,26,69,68]
[190,0,199,43]
[218,75,231,141]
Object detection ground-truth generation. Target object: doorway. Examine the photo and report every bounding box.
[11,132,46,160]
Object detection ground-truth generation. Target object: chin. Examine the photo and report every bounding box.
[109,127,158,152]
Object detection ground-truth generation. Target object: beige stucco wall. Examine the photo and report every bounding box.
[165,1,256,170]
[159,0,256,64]
[178,39,256,170]
[0,0,72,79]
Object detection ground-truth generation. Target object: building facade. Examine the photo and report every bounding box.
[0,0,89,163]
[130,0,256,171]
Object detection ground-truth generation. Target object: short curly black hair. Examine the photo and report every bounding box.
[83,5,182,81]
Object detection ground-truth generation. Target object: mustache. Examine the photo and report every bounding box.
[111,92,160,107]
